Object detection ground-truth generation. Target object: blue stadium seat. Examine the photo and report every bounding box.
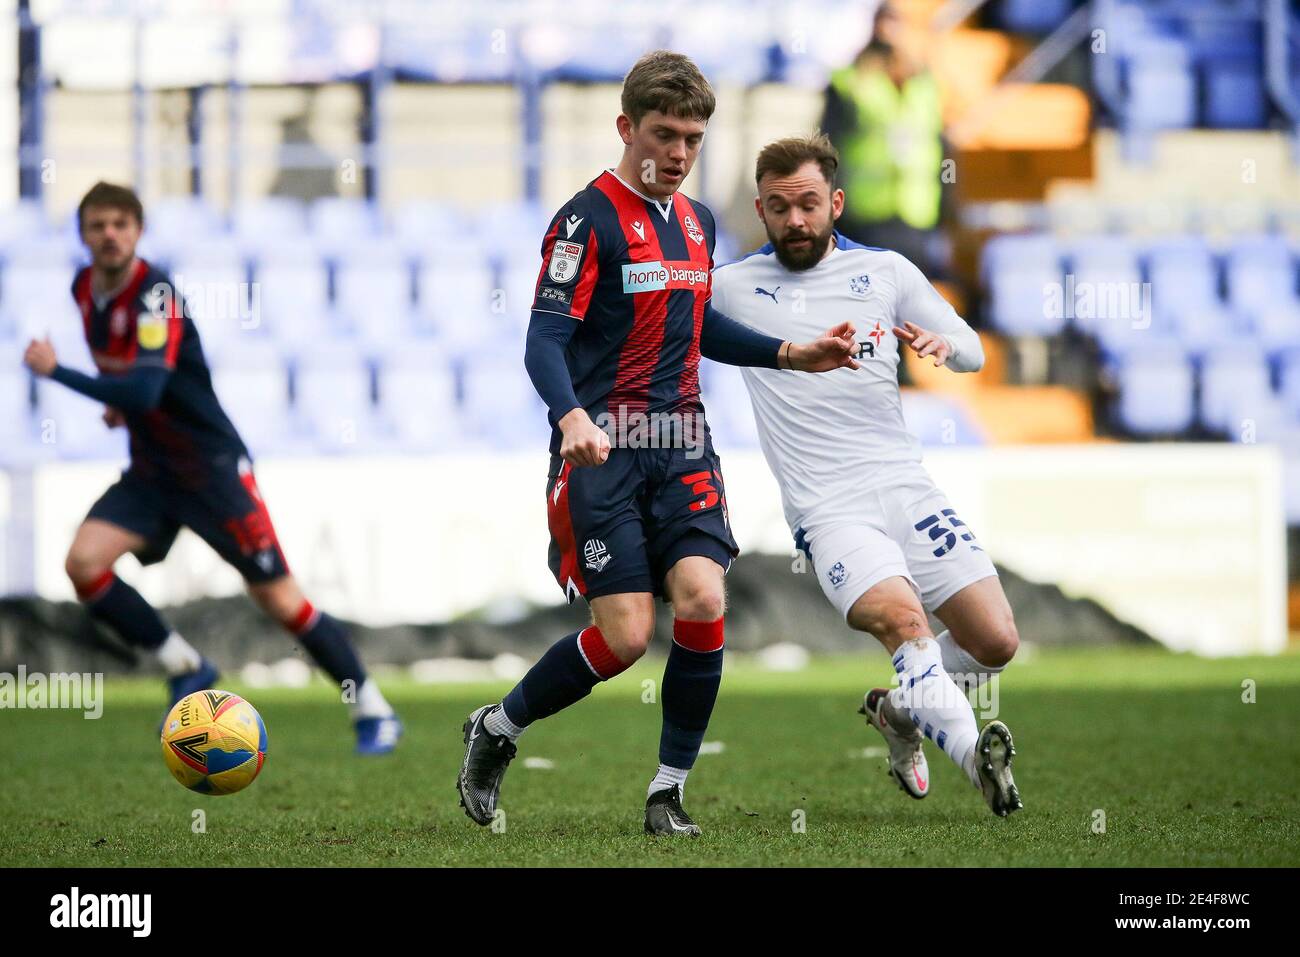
[1252,303,1300,355]
[1120,36,1196,130]
[1199,344,1271,434]
[393,200,464,255]
[309,198,381,255]
[253,253,331,347]
[35,378,130,459]
[333,242,415,343]
[170,242,252,354]
[981,233,1065,336]
[1226,236,1297,316]
[210,340,292,457]
[900,390,985,447]
[1146,236,1219,322]
[375,343,461,450]
[0,369,34,450]
[459,353,550,449]
[0,201,53,256]
[1065,236,1143,339]
[700,363,759,449]
[994,0,1075,35]
[232,197,309,255]
[144,196,226,255]
[1204,60,1268,128]
[1116,350,1194,434]
[292,344,379,453]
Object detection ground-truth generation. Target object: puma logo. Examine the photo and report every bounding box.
[754,285,780,303]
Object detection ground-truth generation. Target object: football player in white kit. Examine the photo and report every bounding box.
[712,134,1022,817]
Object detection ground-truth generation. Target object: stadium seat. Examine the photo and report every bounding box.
[1203,60,1268,129]
[170,242,253,355]
[459,353,550,449]
[333,242,415,343]
[0,370,33,446]
[900,390,985,447]
[210,340,293,456]
[1252,303,1300,355]
[393,200,465,255]
[252,253,332,347]
[292,344,379,453]
[981,233,1065,336]
[308,198,381,255]
[34,378,129,459]
[1065,236,1143,339]
[232,197,309,255]
[0,200,53,256]
[700,363,759,449]
[1146,236,1219,323]
[1199,345,1272,434]
[1226,236,1297,316]
[376,344,461,450]
[1115,350,1195,435]
[144,196,225,256]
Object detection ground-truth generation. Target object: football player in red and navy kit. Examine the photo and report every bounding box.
[22,181,401,754]
[457,52,859,834]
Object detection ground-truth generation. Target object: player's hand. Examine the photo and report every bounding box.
[22,337,57,377]
[558,407,611,468]
[103,407,125,428]
[893,321,952,367]
[787,321,860,373]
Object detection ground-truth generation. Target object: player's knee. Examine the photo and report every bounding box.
[64,547,108,589]
[603,619,655,663]
[981,615,1020,667]
[848,599,929,647]
[671,582,724,623]
[250,578,305,625]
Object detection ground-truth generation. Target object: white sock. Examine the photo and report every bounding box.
[483,704,526,741]
[648,764,690,799]
[887,636,981,787]
[935,630,1004,694]
[155,632,202,677]
[349,678,395,720]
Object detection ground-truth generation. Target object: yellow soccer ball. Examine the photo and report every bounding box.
[160,690,267,795]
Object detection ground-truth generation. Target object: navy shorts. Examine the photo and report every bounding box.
[545,439,739,602]
[85,457,291,584]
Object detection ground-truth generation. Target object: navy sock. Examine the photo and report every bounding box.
[502,627,626,727]
[659,619,724,769]
[77,571,170,650]
[292,605,367,690]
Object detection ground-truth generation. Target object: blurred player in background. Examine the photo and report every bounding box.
[711,134,1022,817]
[457,52,859,835]
[21,181,403,755]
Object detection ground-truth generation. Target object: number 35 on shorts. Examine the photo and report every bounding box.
[914,508,982,557]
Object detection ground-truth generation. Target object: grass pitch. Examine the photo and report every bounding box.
[2,645,1298,867]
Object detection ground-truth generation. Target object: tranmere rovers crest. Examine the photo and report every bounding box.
[849,274,871,297]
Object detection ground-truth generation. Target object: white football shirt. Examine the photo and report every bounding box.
[711,233,984,531]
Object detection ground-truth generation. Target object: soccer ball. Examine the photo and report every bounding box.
[160,690,267,795]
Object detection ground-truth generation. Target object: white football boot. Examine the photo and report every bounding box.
[860,688,929,799]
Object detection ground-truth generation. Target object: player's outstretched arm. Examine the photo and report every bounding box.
[523,310,609,467]
[785,321,861,373]
[891,320,983,371]
[699,303,858,372]
[891,254,985,372]
[22,337,168,412]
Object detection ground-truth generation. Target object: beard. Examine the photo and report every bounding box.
[767,217,836,272]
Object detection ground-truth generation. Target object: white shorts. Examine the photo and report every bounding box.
[799,471,998,621]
